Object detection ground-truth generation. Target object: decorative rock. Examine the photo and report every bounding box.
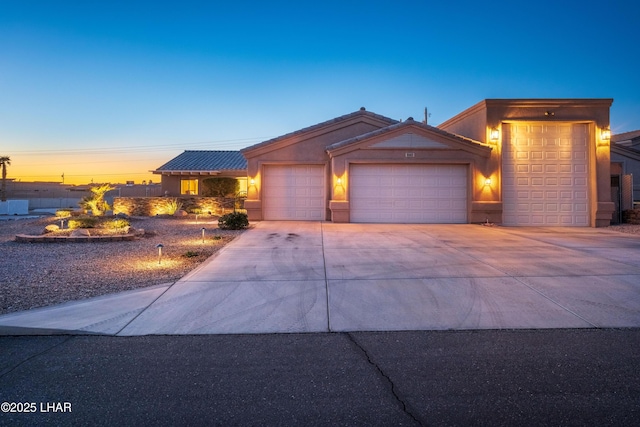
[44,224,60,233]
[71,228,91,237]
[174,210,188,217]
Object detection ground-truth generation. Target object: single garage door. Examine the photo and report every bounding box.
[263,165,325,220]
[503,123,589,226]
[350,164,468,223]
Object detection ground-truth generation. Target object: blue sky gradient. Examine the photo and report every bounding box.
[1,0,638,183]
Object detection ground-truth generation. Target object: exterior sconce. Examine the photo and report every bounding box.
[490,128,500,142]
[484,178,492,186]
[249,178,256,186]
[336,178,342,185]
[601,128,611,141]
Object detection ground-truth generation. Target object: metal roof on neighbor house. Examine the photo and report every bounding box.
[152,151,247,173]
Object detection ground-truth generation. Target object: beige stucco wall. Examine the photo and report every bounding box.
[326,125,494,223]
[242,113,394,221]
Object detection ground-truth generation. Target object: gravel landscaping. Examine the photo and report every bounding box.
[0,215,246,315]
[1,215,639,317]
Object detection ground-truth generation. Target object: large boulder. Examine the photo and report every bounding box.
[71,228,91,237]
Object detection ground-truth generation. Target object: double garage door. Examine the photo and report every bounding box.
[350,164,468,223]
[502,123,589,226]
[262,163,468,223]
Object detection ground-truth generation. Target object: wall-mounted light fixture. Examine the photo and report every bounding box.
[249,178,256,186]
[601,128,611,141]
[490,128,500,142]
[484,178,492,186]
[336,178,342,185]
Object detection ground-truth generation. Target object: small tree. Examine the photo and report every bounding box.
[0,156,10,202]
[80,183,115,216]
[202,177,239,198]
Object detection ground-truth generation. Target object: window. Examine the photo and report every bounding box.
[180,179,198,195]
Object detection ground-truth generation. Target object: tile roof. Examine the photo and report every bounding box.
[612,129,640,143]
[326,118,487,151]
[240,108,398,154]
[153,151,247,172]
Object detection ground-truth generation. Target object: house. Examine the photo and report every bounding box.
[151,150,247,197]
[611,129,640,148]
[610,137,640,212]
[240,99,615,227]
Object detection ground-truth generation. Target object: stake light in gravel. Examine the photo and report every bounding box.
[156,243,164,265]
[201,227,206,243]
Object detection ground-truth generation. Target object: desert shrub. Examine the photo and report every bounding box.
[101,218,130,229]
[55,209,73,218]
[218,212,249,230]
[79,183,115,216]
[202,177,239,198]
[44,224,60,233]
[162,198,183,215]
[68,217,99,229]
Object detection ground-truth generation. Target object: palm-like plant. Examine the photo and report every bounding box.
[80,183,115,216]
[0,156,10,202]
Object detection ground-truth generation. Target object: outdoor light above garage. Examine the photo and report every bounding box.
[490,128,500,142]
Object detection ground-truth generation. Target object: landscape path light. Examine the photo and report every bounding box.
[156,243,164,265]
[201,227,206,243]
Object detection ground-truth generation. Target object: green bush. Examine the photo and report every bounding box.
[68,217,99,229]
[102,218,130,229]
[202,177,239,198]
[218,212,249,230]
[55,209,73,218]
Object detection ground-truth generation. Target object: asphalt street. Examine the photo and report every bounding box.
[1,329,640,426]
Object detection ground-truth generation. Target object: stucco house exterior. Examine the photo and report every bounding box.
[151,150,247,197]
[610,139,640,209]
[241,99,615,227]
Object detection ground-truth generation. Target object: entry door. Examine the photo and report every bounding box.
[502,123,589,226]
[262,165,325,220]
[350,164,468,223]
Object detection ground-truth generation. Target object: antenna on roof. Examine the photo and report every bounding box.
[424,107,431,124]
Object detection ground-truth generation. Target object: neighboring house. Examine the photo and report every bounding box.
[611,129,640,149]
[611,141,640,206]
[151,150,248,197]
[240,99,615,227]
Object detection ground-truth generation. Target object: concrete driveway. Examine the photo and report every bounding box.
[2,222,640,335]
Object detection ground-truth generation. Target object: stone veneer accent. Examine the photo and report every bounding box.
[113,197,239,217]
[15,234,137,243]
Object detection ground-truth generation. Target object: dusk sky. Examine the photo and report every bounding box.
[1,0,639,185]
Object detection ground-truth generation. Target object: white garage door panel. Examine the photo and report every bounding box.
[263,165,325,220]
[503,123,589,226]
[350,164,468,223]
